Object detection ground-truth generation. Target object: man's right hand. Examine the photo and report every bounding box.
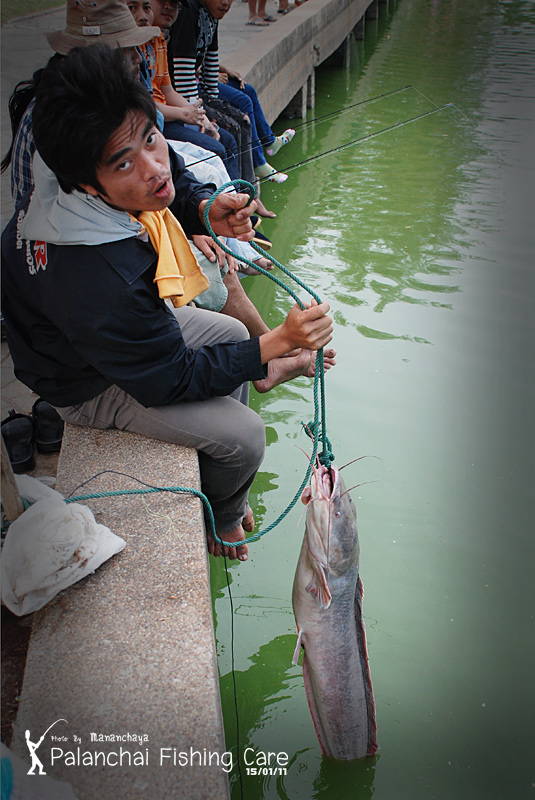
[259,300,333,364]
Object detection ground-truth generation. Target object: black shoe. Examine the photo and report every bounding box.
[32,398,64,454]
[1,410,35,473]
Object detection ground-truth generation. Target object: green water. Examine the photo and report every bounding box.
[211,1,535,797]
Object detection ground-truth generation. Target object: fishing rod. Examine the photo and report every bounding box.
[185,84,416,171]
[184,100,470,187]
[256,102,464,183]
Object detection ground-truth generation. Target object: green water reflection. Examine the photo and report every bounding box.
[211,0,534,797]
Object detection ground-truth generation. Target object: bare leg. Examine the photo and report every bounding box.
[247,0,269,23]
[220,271,269,337]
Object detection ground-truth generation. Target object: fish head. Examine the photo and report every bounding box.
[301,464,359,575]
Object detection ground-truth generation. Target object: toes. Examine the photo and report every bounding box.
[237,544,249,561]
[211,524,249,561]
[243,509,255,532]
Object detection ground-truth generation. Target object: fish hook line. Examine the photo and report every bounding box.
[182,84,415,171]
[410,85,478,128]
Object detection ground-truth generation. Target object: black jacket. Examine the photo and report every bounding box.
[1,148,266,407]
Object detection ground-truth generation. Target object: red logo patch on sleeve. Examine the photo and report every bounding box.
[33,241,48,271]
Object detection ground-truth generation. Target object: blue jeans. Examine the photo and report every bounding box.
[163,121,239,180]
[218,80,275,168]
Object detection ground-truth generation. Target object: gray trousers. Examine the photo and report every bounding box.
[55,305,266,533]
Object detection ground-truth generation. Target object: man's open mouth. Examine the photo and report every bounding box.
[154,178,172,198]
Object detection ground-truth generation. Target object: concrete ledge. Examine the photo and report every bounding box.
[11,424,230,800]
[222,0,373,124]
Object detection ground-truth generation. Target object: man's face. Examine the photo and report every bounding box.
[122,46,143,80]
[127,0,154,27]
[79,111,175,216]
[151,0,179,29]
[201,0,232,20]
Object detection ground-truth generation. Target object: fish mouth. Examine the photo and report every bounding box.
[318,465,339,501]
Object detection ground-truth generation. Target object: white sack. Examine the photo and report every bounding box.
[1,478,125,616]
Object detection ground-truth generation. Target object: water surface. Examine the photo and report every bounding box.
[211,1,534,797]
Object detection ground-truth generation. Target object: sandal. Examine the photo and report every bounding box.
[1,410,35,473]
[32,398,64,454]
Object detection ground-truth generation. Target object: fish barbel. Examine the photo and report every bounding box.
[292,462,378,759]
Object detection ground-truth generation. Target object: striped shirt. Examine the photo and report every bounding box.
[167,0,220,101]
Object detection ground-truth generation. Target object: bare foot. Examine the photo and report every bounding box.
[242,508,255,532]
[208,523,249,561]
[253,348,337,393]
[239,256,273,276]
[255,198,276,218]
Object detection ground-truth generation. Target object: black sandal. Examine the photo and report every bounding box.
[1,410,35,473]
[32,398,64,454]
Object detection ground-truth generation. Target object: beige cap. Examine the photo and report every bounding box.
[45,0,161,55]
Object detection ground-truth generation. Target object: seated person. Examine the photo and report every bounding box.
[131,0,240,179]
[160,0,294,184]
[1,44,334,563]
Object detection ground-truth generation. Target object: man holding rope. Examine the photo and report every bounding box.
[1,45,334,562]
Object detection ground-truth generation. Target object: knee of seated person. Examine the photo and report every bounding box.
[220,315,249,342]
[237,410,266,464]
[244,83,257,101]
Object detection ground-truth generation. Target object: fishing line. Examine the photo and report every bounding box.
[272,83,414,134]
[410,85,478,128]
[222,553,245,800]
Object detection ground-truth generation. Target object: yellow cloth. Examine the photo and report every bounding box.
[137,208,209,308]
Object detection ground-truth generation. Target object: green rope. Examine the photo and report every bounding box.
[202,180,335,544]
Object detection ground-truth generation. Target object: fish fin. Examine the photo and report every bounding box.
[303,652,330,756]
[355,576,379,755]
[306,568,332,609]
[292,629,303,666]
[301,487,312,505]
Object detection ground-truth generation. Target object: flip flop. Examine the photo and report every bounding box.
[277,7,292,13]
[252,230,273,250]
[260,15,277,21]
[245,19,269,26]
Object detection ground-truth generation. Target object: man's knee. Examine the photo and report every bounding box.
[234,408,266,469]
[216,314,249,343]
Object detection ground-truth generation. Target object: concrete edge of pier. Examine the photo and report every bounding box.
[9,424,231,800]
[2,0,387,797]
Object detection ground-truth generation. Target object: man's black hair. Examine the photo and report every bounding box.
[32,44,157,194]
